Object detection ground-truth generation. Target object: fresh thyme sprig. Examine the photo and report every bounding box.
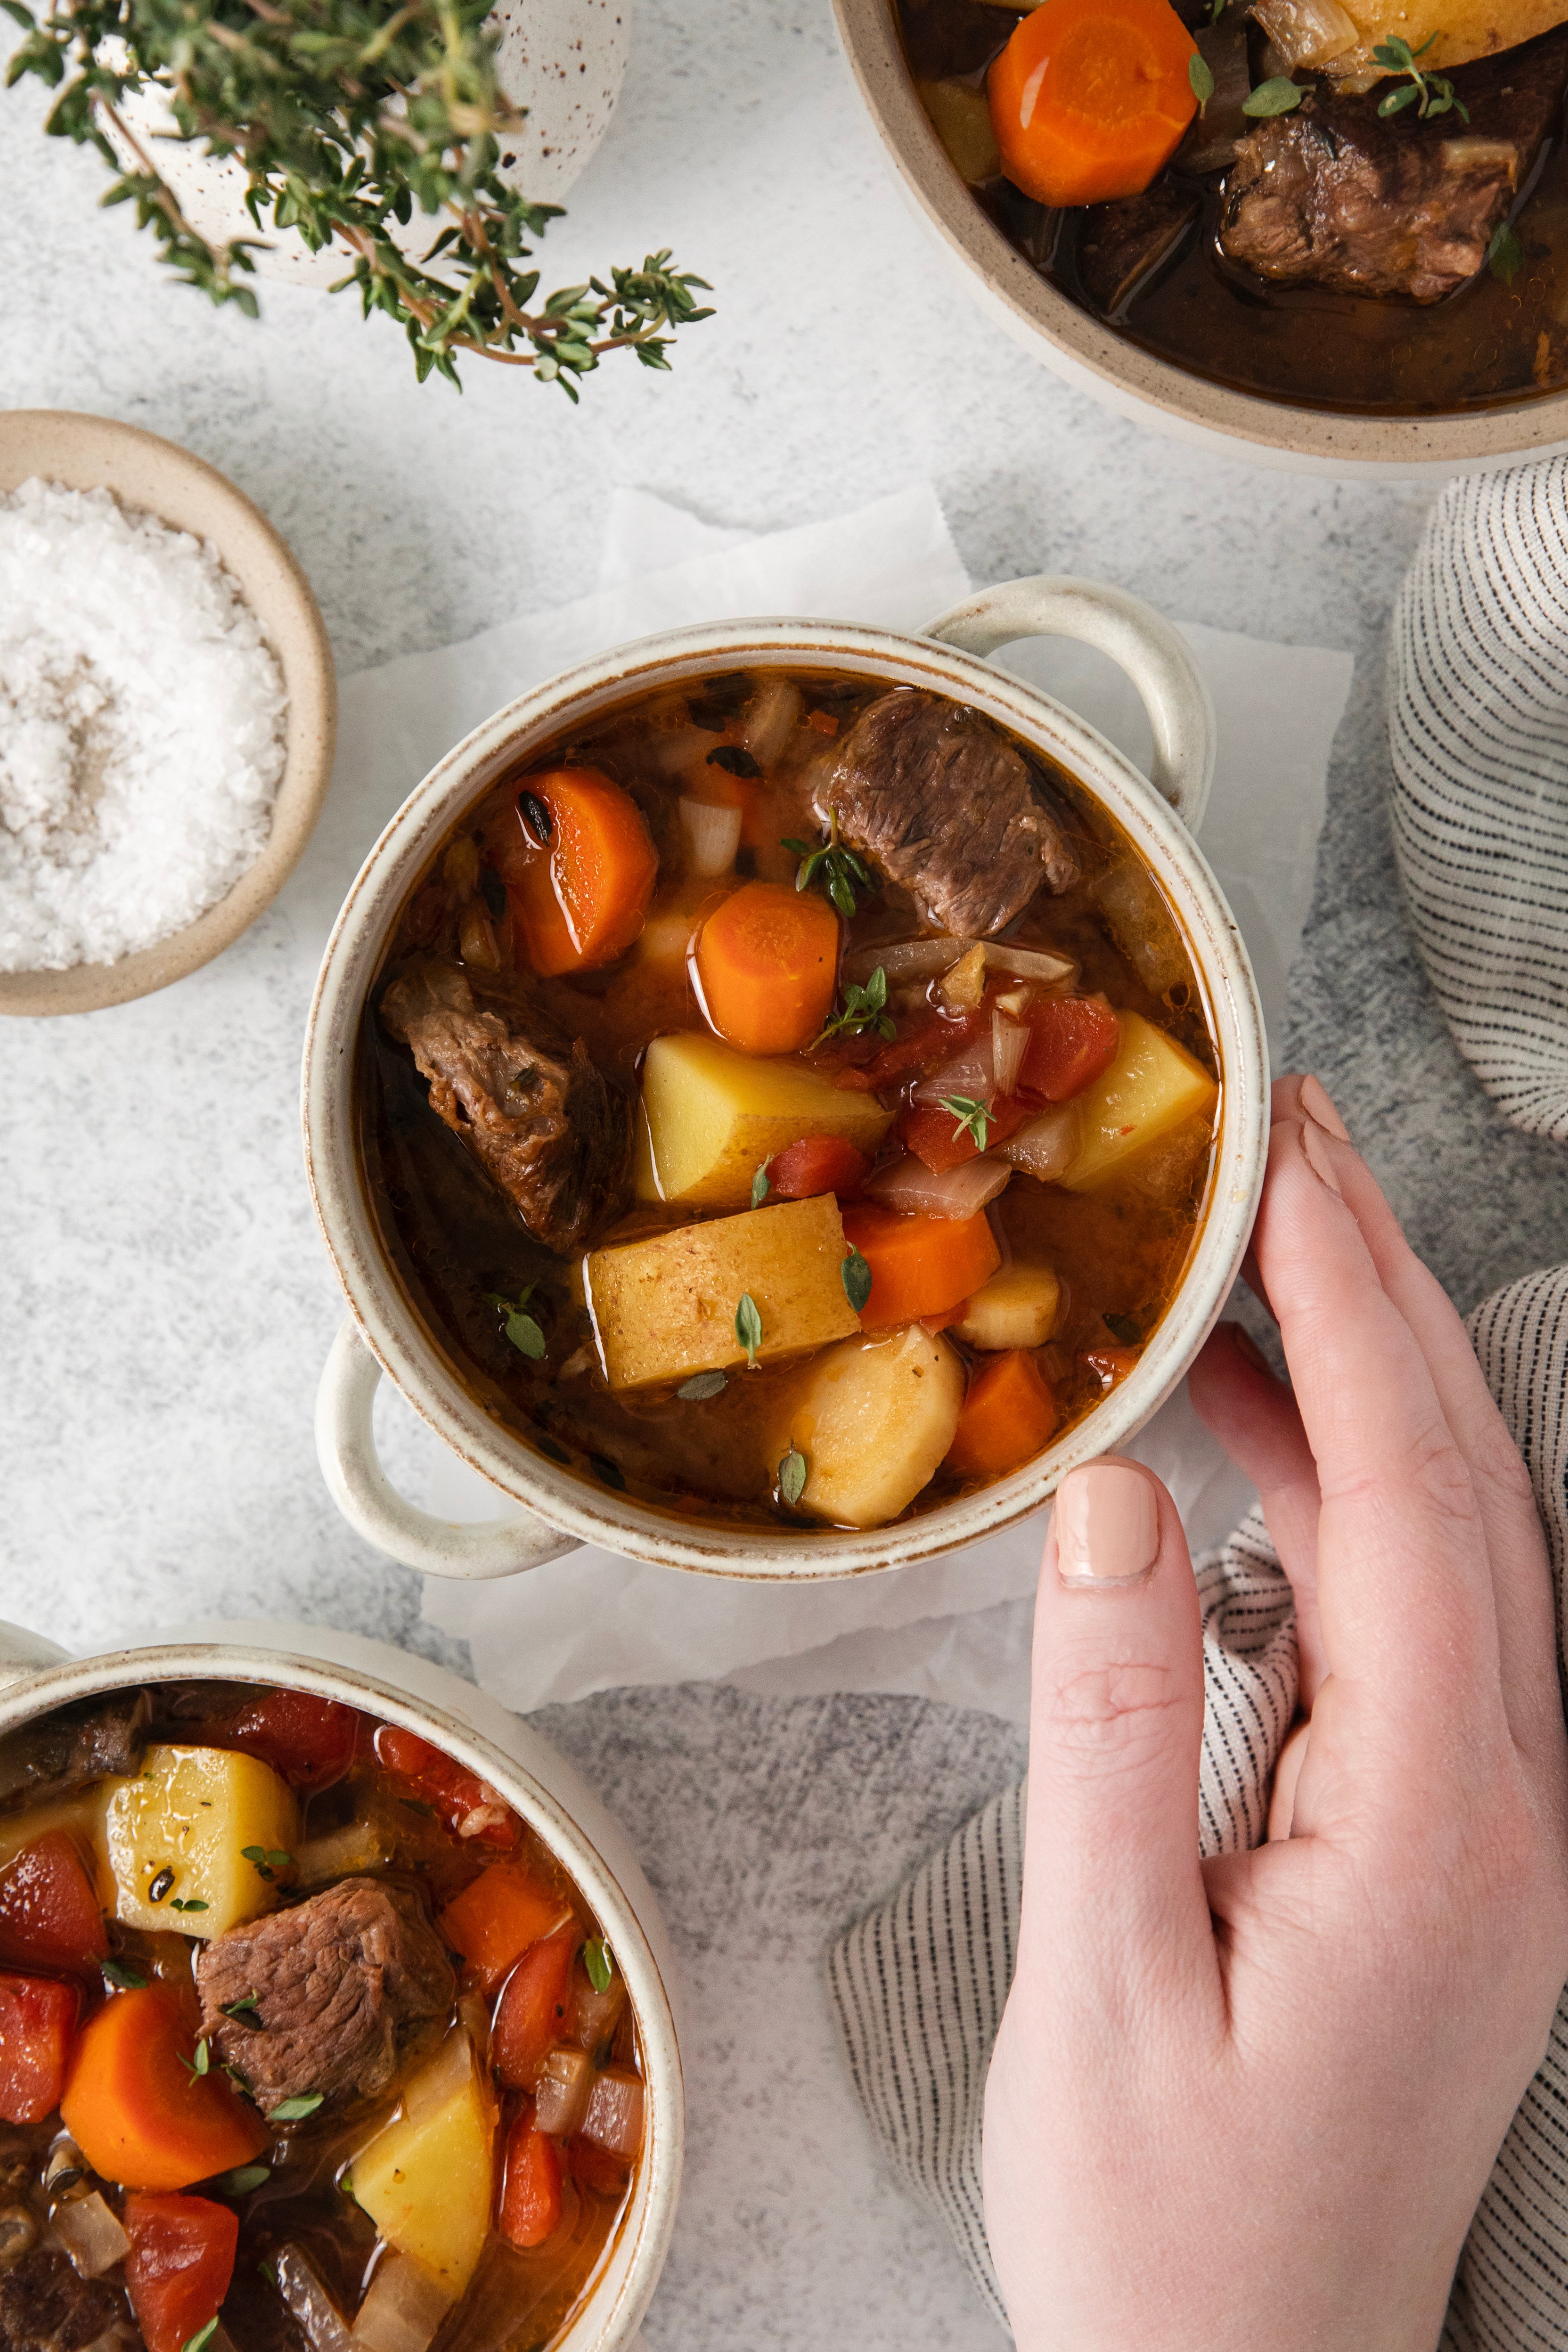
[2,0,713,393]
[485,1285,545,1359]
[810,965,896,1051]
[939,1094,992,1152]
[1373,33,1469,120]
[782,810,875,921]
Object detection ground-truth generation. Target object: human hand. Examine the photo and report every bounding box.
[983,1075,1568,2352]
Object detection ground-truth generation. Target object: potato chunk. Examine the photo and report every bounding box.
[777,1327,965,1528]
[588,1194,861,1391]
[636,1032,892,1209]
[1321,0,1561,79]
[954,1262,1061,1350]
[1059,1011,1217,1193]
[106,1746,298,1940]
[351,2026,497,2298]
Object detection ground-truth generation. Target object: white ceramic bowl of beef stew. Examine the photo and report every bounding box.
[0,1614,683,2351]
[302,573,1267,1582]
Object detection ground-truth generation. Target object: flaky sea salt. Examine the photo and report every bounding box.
[0,478,288,972]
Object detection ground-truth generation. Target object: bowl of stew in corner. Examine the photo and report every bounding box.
[0,1613,682,2352]
[304,576,1266,1582]
[834,0,1568,473]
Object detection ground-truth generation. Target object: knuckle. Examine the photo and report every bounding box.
[1399,1424,1484,1532]
[1043,1660,1187,1775]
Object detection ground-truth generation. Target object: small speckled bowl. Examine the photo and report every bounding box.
[0,409,336,1018]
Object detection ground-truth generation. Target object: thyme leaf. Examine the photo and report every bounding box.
[272,2092,325,2122]
[583,1937,613,1993]
[778,1447,808,1506]
[841,1248,873,1315]
[939,1094,992,1152]
[677,1369,727,1401]
[735,1293,763,1366]
[1371,33,1468,119]
[751,1164,771,1208]
[811,964,896,1050]
[782,809,874,920]
[1241,76,1304,116]
[1488,221,1524,284]
[1188,51,1215,114]
[485,1286,546,1360]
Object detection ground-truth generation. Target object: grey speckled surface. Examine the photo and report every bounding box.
[4,0,1568,2334]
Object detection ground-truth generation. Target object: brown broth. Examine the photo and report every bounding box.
[356,662,1221,1535]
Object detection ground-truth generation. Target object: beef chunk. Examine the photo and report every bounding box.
[1078,184,1200,315]
[823,691,1083,938]
[0,1691,148,1811]
[195,1877,455,2115]
[1220,31,1568,301]
[0,2246,138,2352]
[380,959,634,1256]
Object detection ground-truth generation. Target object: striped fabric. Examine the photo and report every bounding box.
[831,1270,1568,2339]
[1390,461,1568,1140]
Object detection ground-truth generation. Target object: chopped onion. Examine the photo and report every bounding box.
[864,1153,1012,1218]
[842,937,979,988]
[1440,138,1521,176]
[939,943,988,1010]
[276,2245,355,2352]
[678,797,743,877]
[913,1043,994,1105]
[296,1818,394,1887]
[574,1970,627,2056]
[51,2190,129,2280]
[984,943,1075,989]
[992,1011,1029,1099]
[1251,0,1356,68]
[582,2066,646,2161]
[351,2251,455,2352]
[0,2207,36,2263]
[457,900,500,972]
[653,723,714,774]
[997,1106,1081,1184]
[741,677,802,767]
[534,2043,594,2137]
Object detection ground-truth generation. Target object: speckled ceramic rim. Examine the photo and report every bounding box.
[0,1617,684,2352]
[0,409,337,1017]
[831,0,1568,478]
[302,610,1268,1581]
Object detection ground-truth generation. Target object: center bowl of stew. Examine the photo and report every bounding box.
[0,1629,681,2352]
[304,610,1266,1579]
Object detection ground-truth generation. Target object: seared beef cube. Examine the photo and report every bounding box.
[195,1877,455,2115]
[0,2246,138,2352]
[0,1690,148,1810]
[380,959,634,1256]
[1221,30,1568,301]
[822,691,1082,938]
[1079,184,1200,316]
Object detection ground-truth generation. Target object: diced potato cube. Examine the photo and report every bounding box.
[105,1746,298,1940]
[350,2027,497,2299]
[636,1032,892,1209]
[916,78,1002,185]
[954,1262,1061,1350]
[776,1327,965,1528]
[1059,1011,1218,1193]
[588,1194,861,1391]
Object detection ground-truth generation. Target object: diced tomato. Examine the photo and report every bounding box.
[219,1690,360,1792]
[61,1984,269,2190]
[1083,1345,1140,1392]
[567,2132,632,2199]
[900,1094,1031,1173]
[437,1866,570,1995]
[833,1008,986,1093]
[372,1722,518,1850]
[492,1927,579,2091]
[0,1971,78,2123]
[123,2193,239,2352]
[0,1832,108,1976]
[764,1135,869,1200]
[1019,996,1120,1102]
[499,2108,564,2249]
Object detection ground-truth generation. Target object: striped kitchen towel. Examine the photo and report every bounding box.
[830,1267,1568,2342]
[1390,461,1568,1140]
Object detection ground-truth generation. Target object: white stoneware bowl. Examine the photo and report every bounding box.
[0,1613,682,2352]
[304,575,1268,1581]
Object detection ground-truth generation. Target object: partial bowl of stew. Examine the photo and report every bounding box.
[834,0,1568,471]
[0,1614,682,2352]
[304,574,1266,1580]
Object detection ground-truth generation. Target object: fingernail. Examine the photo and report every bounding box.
[1299,1073,1350,1143]
[1299,1118,1343,1197]
[1231,1323,1272,1376]
[1055,1462,1160,1589]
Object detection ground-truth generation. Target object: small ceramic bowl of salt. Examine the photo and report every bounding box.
[0,410,335,1015]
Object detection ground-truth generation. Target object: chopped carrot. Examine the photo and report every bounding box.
[492,1927,580,2091]
[500,2108,564,2248]
[61,1984,269,2190]
[765,1135,869,1200]
[946,1351,1060,1480]
[506,767,658,977]
[438,1866,570,1995]
[1020,996,1120,1102]
[695,882,840,1056]
[0,1831,108,1976]
[988,0,1198,210]
[0,1972,78,2124]
[841,1204,1001,1328]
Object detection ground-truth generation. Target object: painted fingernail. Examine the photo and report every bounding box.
[1299,1073,1350,1143]
[1299,1117,1343,1196]
[1055,1462,1160,1588]
[1231,1323,1272,1375]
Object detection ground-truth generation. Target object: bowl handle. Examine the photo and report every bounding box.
[923,574,1216,833]
[316,1319,581,1579]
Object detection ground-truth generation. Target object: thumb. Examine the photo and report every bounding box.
[1021,1458,1214,2006]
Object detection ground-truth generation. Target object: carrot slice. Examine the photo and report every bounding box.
[0,1831,107,1976]
[506,767,658,977]
[438,1866,569,1995]
[0,1972,79,2123]
[695,882,840,1056]
[60,1984,268,2190]
[840,1204,1001,1328]
[988,0,1198,209]
[946,1350,1060,1480]
[499,2108,564,2249]
[492,1927,580,2091]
